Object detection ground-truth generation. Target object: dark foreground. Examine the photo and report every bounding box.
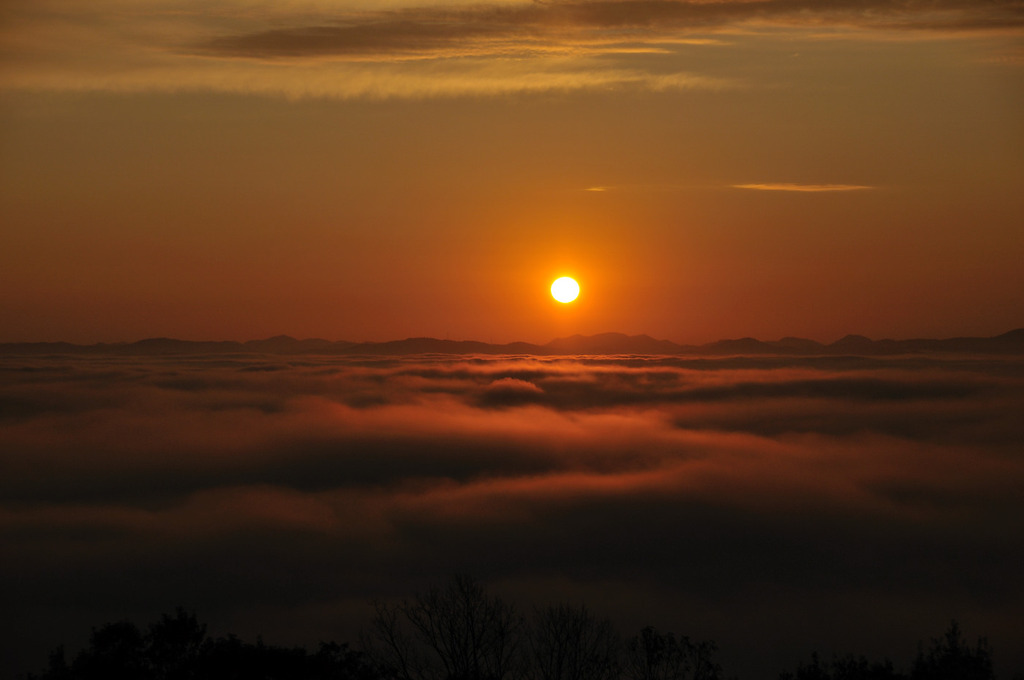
[26,576,1007,680]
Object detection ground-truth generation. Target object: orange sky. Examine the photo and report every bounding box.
[1,0,1022,344]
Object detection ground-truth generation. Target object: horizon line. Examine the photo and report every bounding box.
[3,328,1023,351]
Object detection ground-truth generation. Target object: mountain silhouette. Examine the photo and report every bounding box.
[542,333,682,354]
[3,329,1023,357]
[243,336,348,353]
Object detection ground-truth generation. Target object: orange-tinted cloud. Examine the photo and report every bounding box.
[3,351,1023,678]
[196,0,1024,60]
[733,183,874,192]
[4,0,1022,99]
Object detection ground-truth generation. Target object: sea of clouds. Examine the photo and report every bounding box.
[2,352,1022,678]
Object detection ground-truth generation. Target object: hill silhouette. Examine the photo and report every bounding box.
[3,329,1024,357]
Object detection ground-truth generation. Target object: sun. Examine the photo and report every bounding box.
[551,276,580,303]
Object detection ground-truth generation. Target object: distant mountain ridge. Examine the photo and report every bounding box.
[3,329,1024,356]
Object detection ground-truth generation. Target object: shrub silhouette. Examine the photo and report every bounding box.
[778,621,996,680]
[27,607,375,680]
[778,652,903,680]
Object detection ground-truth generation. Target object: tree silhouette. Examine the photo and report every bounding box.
[26,581,1012,680]
[910,621,993,680]
[527,604,620,680]
[67,620,148,680]
[366,574,524,680]
[623,627,721,680]
[146,608,206,680]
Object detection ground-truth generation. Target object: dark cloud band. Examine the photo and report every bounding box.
[197,0,1024,59]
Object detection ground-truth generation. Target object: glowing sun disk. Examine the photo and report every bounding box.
[551,277,580,303]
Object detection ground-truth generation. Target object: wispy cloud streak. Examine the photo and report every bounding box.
[2,0,1022,97]
[195,0,1024,60]
[734,183,874,192]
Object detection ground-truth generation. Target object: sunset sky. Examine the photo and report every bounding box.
[2,4,1024,680]
[2,0,1022,344]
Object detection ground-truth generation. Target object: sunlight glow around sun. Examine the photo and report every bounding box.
[551,277,580,303]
